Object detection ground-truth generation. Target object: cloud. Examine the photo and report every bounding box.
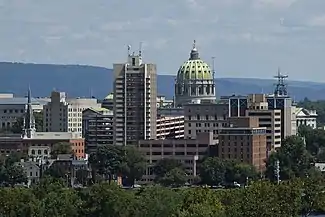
[308,15,325,27]
[252,0,297,9]
[0,0,325,81]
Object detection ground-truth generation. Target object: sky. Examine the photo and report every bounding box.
[0,0,325,81]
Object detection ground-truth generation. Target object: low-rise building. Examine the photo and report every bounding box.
[0,92,49,130]
[295,107,317,129]
[138,132,215,183]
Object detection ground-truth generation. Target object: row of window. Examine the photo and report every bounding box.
[2,109,24,114]
[140,143,208,148]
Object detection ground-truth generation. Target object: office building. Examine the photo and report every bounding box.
[245,94,282,152]
[0,92,49,130]
[183,101,229,140]
[228,70,296,141]
[82,107,114,153]
[218,117,267,171]
[43,91,100,137]
[113,46,157,146]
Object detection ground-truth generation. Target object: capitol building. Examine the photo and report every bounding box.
[174,40,216,107]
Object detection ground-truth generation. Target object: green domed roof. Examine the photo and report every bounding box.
[177,59,213,80]
[176,40,214,81]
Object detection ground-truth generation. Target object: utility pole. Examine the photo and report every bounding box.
[275,160,280,184]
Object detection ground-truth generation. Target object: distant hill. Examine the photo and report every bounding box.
[1,62,325,101]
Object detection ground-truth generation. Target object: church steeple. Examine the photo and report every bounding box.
[23,87,36,138]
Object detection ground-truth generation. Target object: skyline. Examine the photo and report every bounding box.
[1,0,325,81]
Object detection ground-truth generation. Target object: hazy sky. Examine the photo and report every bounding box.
[0,0,325,81]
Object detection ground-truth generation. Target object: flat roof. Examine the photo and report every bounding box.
[0,97,50,105]
[24,132,82,140]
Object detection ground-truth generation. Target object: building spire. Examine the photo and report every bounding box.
[23,86,36,138]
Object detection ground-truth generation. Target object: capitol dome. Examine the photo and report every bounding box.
[174,40,216,106]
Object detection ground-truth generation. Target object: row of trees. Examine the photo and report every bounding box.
[0,177,324,217]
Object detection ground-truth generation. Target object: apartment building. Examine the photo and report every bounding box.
[156,116,184,139]
[82,107,114,154]
[43,91,100,137]
[113,49,157,146]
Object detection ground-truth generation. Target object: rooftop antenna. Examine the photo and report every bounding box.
[139,42,143,56]
[211,57,216,79]
[274,67,289,96]
[89,88,93,98]
[127,45,131,57]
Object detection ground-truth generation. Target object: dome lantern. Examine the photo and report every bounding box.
[190,40,200,60]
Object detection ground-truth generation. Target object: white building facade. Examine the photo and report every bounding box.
[295,107,317,129]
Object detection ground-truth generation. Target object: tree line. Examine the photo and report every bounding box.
[0,176,324,217]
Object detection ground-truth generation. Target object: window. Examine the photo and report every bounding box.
[132,58,136,66]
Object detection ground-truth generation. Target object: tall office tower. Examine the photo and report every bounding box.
[228,69,296,140]
[113,46,157,146]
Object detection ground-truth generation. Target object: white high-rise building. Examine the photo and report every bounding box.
[43,91,100,137]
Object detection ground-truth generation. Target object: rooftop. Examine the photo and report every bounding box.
[24,132,82,140]
[0,97,50,105]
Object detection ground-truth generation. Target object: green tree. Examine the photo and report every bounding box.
[89,145,124,183]
[51,142,73,158]
[81,183,136,217]
[0,154,28,186]
[225,161,258,185]
[44,163,68,179]
[265,135,314,181]
[178,188,225,217]
[199,157,226,186]
[301,178,325,216]
[223,181,302,217]
[11,117,24,133]
[38,188,82,217]
[120,146,146,186]
[34,111,43,131]
[135,186,182,217]
[153,158,184,181]
[33,176,67,199]
[76,169,89,186]
[0,187,40,216]
[159,167,187,187]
